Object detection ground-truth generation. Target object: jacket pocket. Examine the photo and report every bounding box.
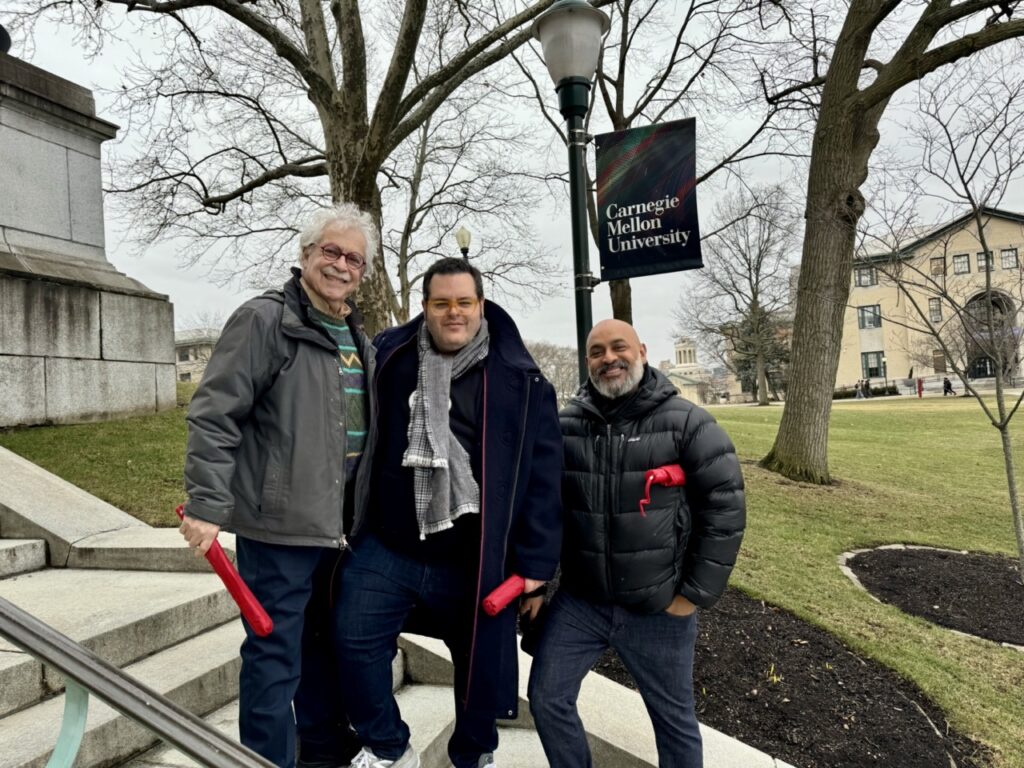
[259,448,283,518]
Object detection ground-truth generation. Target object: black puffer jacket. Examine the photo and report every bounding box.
[559,367,745,613]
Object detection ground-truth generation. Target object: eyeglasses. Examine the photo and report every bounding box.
[425,297,480,315]
[316,245,366,270]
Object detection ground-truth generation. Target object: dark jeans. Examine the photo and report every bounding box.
[236,537,357,768]
[335,534,497,768]
[528,590,703,768]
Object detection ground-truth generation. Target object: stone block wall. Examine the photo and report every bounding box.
[0,53,176,427]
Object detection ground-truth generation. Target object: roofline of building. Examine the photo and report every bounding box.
[856,206,1024,266]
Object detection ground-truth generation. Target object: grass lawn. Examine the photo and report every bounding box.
[1,391,1022,765]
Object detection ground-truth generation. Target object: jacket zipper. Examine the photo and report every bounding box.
[604,424,614,595]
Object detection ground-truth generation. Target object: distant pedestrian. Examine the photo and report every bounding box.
[943,377,956,396]
[863,380,872,398]
[855,381,864,399]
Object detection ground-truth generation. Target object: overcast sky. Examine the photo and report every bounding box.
[17,11,1020,370]
[12,16,732,368]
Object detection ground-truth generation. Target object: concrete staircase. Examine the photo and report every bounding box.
[122,646,551,768]
[0,445,794,768]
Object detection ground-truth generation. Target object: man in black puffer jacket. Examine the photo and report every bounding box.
[527,319,745,768]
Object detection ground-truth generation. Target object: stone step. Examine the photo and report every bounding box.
[122,651,408,767]
[0,568,237,717]
[0,539,47,579]
[398,684,457,768]
[0,446,222,573]
[494,727,548,767]
[0,620,244,768]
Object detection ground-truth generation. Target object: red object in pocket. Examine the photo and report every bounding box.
[482,575,526,616]
[176,505,273,637]
[638,464,686,516]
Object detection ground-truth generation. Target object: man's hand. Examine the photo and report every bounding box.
[179,515,220,558]
[665,594,697,617]
[519,578,547,620]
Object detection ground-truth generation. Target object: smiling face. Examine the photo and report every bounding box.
[422,273,484,353]
[586,319,647,399]
[300,223,367,311]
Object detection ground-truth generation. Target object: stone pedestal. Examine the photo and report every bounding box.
[0,53,175,426]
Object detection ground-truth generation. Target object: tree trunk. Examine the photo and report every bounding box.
[756,348,769,406]
[997,424,1024,585]
[326,148,393,334]
[761,121,877,482]
[761,14,887,483]
[610,278,632,323]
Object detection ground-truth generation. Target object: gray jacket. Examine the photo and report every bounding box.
[184,273,374,547]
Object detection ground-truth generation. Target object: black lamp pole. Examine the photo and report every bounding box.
[558,77,598,383]
[533,0,609,385]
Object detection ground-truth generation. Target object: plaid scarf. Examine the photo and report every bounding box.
[402,317,490,539]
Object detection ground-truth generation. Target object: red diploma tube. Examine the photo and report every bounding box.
[482,575,526,616]
[176,505,273,637]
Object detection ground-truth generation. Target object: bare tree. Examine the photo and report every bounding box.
[515,0,797,323]
[526,340,580,407]
[864,63,1024,577]
[5,0,612,332]
[760,0,1024,484]
[676,184,797,405]
[379,85,562,323]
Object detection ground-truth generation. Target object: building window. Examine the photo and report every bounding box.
[857,305,882,329]
[977,251,993,271]
[1001,248,1019,269]
[179,372,192,382]
[855,267,877,287]
[932,349,947,373]
[177,348,190,362]
[930,257,946,276]
[861,351,884,379]
[928,298,943,323]
[952,254,970,274]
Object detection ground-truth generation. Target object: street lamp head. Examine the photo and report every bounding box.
[455,225,472,259]
[531,0,610,85]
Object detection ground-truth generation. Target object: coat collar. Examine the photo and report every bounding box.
[572,365,678,422]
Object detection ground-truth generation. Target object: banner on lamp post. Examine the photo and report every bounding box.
[595,118,702,281]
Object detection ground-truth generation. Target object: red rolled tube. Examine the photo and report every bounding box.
[176,505,273,637]
[482,575,526,616]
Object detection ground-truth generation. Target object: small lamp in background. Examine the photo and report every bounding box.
[455,226,472,259]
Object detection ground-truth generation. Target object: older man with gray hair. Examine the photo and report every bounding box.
[180,203,377,768]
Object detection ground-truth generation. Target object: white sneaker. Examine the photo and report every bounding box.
[349,745,419,768]
[477,755,496,768]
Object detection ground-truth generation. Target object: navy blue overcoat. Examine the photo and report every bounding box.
[352,300,563,718]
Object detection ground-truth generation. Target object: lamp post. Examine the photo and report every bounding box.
[881,355,888,395]
[455,226,471,259]
[532,0,610,384]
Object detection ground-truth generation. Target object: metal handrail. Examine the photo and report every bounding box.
[0,595,275,768]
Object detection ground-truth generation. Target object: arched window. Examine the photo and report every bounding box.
[963,292,1019,379]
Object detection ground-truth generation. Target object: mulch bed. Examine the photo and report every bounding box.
[849,547,1024,646]
[590,588,993,768]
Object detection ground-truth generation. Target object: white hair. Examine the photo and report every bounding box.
[298,203,379,271]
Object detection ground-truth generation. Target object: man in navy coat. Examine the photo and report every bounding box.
[337,258,563,768]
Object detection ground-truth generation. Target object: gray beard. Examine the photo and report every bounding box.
[590,358,644,399]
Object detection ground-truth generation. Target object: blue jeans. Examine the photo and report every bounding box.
[335,535,498,768]
[528,590,703,768]
[236,537,356,768]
